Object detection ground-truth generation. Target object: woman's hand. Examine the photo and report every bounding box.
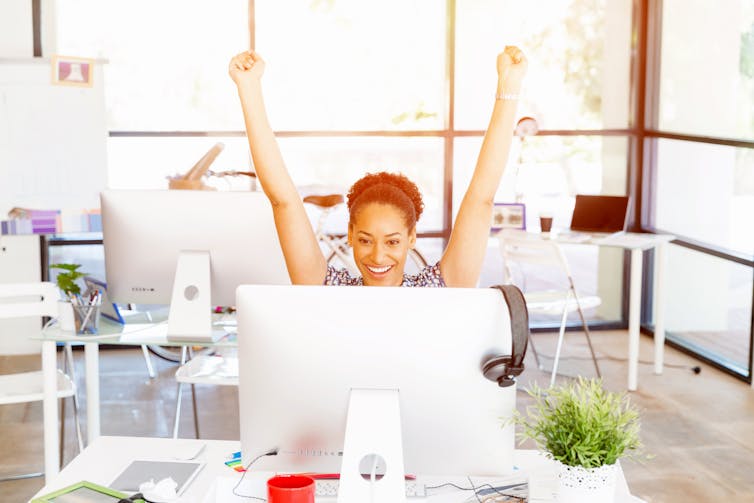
[496,46,527,92]
[228,50,266,88]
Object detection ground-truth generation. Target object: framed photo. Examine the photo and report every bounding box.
[491,203,526,232]
[51,55,94,87]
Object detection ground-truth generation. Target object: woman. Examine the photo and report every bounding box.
[229,46,527,288]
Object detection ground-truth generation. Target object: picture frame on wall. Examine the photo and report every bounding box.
[491,202,526,232]
[51,55,94,87]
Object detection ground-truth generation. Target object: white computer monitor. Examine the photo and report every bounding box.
[236,285,517,479]
[101,190,290,340]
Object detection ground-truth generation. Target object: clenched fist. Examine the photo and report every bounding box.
[228,50,265,88]
[496,46,527,91]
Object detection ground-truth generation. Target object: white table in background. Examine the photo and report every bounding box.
[33,320,236,483]
[31,436,645,502]
[523,230,675,391]
[567,232,674,391]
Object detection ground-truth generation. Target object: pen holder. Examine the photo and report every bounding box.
[73,304,101,335]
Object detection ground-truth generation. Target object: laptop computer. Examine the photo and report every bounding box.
[559,194,630,242]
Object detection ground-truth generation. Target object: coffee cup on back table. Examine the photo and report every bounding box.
[539,213,553,234]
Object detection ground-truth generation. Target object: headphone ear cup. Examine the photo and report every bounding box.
[484,285,530,388]
[482,355,513,386]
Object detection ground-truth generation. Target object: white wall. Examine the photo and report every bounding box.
[0,235,43,355]
[0,60,108,217]
[0,0,33,57]
[0,1,107,217]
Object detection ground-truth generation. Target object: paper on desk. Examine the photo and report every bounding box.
[203,474,267,503]
[118,323,170,343]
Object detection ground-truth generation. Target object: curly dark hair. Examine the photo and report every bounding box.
[347,172,424,230]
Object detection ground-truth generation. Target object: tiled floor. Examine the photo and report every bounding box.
[2,330,753,502]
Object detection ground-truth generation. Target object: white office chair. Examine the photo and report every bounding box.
[172,347,238,439]
[0,282,84,481]
[497,230,601,386]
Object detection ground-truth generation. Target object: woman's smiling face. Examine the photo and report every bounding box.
[348,203,416,286]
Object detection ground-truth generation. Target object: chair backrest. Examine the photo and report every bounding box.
[0,282,60,319]
[497,230,573,284]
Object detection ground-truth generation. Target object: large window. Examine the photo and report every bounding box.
[456,0,632,130]
[648,0,754,381]
[255,0,446,131]
[52,0,635,328]
[658,0,754,141]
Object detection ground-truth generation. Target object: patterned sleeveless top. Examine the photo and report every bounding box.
[324,262,446,287]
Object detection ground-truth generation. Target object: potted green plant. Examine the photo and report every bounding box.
[513,377,644,503]
[51,263,86,331]
[51,263,86,298]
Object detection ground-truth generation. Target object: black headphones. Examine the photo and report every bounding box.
[481,284,529,388]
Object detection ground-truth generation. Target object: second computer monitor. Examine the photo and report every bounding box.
[101,189,290,307]
[236,284,517,477]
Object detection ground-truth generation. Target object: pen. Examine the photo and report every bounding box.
[80,305,95,331]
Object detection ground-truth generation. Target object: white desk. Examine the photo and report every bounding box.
[34,320,237,482]
[502,230,674,392]
[32,436,645,502]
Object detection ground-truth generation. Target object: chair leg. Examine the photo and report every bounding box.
[70,394,84,453]
[528,332,542,370]
[59,397,66,469]
[172,346,188,439]
[172,382,184,439]
[63,343,85,452]
[550,291,571,387]
[141,345,156,379]
[187,347,199,439]
[569,281,602,379]
[0,472,44,482]
[190,384,200,439]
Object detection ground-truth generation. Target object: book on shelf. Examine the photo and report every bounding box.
[1,208,101,235]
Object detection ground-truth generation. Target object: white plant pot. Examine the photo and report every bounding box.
[556,462,617,503]
[58,300,75,332]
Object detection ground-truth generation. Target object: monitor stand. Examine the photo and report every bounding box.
[167,250,225,342]
[338,388,406,503]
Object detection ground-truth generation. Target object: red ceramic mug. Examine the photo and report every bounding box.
[267,475,315,503]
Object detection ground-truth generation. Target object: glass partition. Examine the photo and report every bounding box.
[660,243,753,377]
[653,139,754,257]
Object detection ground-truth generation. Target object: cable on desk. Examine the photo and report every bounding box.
[231,447,279,501]
[425,477,527,502]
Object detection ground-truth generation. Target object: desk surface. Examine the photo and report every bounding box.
[499,229,675,250]
[34,317,239,347]
[32,436,645,503]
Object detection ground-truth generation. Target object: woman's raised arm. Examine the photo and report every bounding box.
[439,46,528,287]
[229,50,326,284]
